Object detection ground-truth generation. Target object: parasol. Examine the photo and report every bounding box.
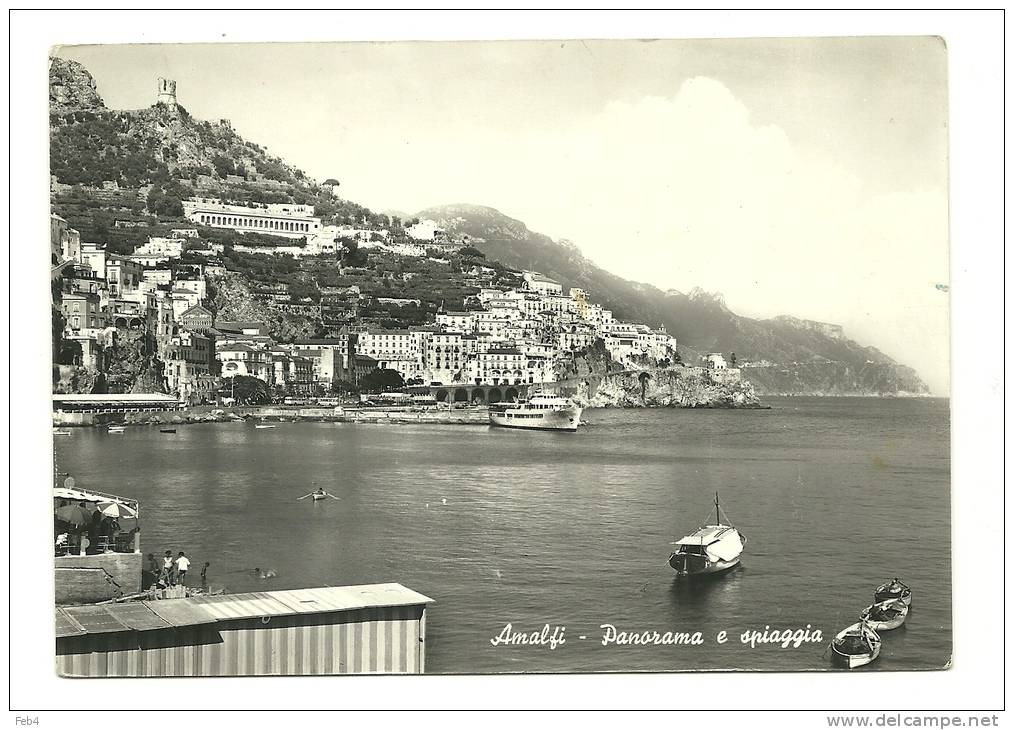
[54,504,94,527]
[97,502,137,518]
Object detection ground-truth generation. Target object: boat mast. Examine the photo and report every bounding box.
[715,492,720,524]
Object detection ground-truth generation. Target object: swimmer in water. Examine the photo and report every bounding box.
[254,568,277,579]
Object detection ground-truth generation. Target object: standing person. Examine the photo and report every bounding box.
[162,550,175,584]
[146,553,159,584]
[200,562,210,587]
[175,551,191,585]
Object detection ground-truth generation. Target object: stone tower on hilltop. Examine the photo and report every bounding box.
[156,77,177,106]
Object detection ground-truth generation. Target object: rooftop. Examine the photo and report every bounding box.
[53,393,182,404]
[56,583,434,638]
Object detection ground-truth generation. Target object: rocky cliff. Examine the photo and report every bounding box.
[554,368,761,409]
[210,272,322,343]
[550,340,760,408]
[49,57,105,113]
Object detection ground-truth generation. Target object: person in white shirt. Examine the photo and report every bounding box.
[161,551,174,583]
[175,551,191,585]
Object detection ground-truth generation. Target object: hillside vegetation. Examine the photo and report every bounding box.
[49,56,929,396]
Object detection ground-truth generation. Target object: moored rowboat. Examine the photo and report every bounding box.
[860,599,909,631]
[831,621,882,669]
[874,577,912,606]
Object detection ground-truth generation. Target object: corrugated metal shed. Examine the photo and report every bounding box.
[56,583,434,677]
[192,584,433,621]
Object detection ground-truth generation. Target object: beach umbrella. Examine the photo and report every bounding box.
[54,504,93,527]
[97,502,137,518]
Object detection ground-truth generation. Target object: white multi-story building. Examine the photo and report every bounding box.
[423,332,466,384]
[142,269,172,288]
[171,289,202,319]
[469,347,528,386]
[217,343,270,381]
[435,310,475,333]
[184,198,322,239]
[134,236,185,259]
[405,219,447,242]
[51,214,81,263]
[173,278,207,301]
[356,329,429,382]
[522,271,563,296]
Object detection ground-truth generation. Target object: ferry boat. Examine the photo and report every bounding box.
[668,492,747,577]
[488,393,583,432]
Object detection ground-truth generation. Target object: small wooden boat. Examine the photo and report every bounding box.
[312,492,328,501]
[831,621,882,669]
[107,425,126,433]
[874,578,912,606]
[159,428,177,434]
[860,599,909,631]
[255,424,276,429]
[53,429,71,436]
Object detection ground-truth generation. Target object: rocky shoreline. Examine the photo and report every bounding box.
[552,366,765,410]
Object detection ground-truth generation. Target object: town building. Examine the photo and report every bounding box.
[164,329,216,403]
[104,255,144,297]
[424,332,466,384]
[177,304,214,333]
[51,213,81,263]
[61,292,103,331]
[78,241,108,279]
[523,271,564,296]
[134,236,185,259]
[217,343,270,381]
[704,353,728,370]
[183,198,322,239]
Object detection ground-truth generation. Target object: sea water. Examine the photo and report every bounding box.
[54,397,950,673]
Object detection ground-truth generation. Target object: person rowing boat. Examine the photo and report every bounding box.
[298,487,340,501]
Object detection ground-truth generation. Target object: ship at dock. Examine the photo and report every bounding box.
[488,393,583,432]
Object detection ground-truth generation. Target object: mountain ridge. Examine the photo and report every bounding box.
[415,203,930,396]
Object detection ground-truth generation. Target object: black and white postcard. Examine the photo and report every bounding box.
[10,9,1005,719]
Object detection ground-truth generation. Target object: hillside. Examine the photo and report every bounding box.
[416,204,929,396]
[49,56,928,396]
[48,57,381,253]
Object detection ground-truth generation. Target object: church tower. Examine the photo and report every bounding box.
[156,77,177,106]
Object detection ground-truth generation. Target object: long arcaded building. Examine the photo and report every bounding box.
[183,198,322,239]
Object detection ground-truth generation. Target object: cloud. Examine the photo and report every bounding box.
[348,76,950,393]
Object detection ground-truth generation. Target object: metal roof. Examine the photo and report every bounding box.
[58,605,132,635]
[56,583,433,639]
[52,393,182,404]
[192,584,433,620]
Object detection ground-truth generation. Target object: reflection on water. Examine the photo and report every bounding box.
[54,397,950,673]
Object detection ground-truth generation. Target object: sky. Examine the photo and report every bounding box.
[55,38,950,394]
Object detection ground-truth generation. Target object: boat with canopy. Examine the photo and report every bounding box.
[668,492,746,577]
